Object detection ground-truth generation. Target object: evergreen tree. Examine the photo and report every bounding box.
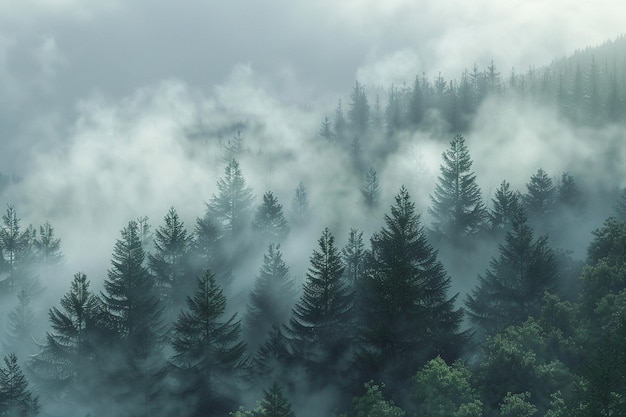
[289,182,311,229]
[361,167,381,209]
[287,228,353,389]
[207,159,255,240]
[318,117,334,141]
[0,205,35,294]
[101,220,163,357]
[148,207,194,320]
[245,244,295,352]
[33,222,62,266]
[254,382,296,417]
[193,213,232,289]
[557,173,584,212]
[348,80,370,134]
[342,228,366,285]
[357,186,464,396]
[3,290,36,355]
[489,180,520,232]
[334,99,347,141]
[523,168,556,223]
[170,270,246,415]
[0,353,39,417]
[252,192,290,244]
[251,325,292,388]
[614,187,626,221]
[429,134,486,243]
[465,208,558,334]
[29,273,103,392]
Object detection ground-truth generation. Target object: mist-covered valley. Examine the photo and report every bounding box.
[1,3,626,417]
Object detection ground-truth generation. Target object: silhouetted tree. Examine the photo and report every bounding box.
[289,182,311,228]
[614,187,626,221]
[0,205,35,294]
[0,353,39,417]
[318,117,334,141]
[255,382,296,417]
[33,222,62,266]
[348,80,370,134]
[3,290,36,355]
[251,325,292,388]
[489,180,520,232]
[342,228,366,285]
[334,99,347,141]
[361,167,381,209]
[524,168,556,223]
[252,192,290,244]
[193,213,232,289]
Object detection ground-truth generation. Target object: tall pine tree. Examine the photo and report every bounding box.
[252,192,290,244]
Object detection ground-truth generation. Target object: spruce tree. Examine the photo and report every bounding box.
[342,228,365,285]
[523,168,556,222]
[0,205,35,294]
[287,228,353,388]
[318,117,334,141]
[254,382,296,417]
[614,187,626,221]
[348,80,370,134]
[193,213,232,289]
[429,134,486,243]
[148,207,194,320]
[333,99,347,141]
[252,192,290,244]
[252,325,292,387]
[3,290,36,355]
[33,222,62,266]
[489,180,520,232]
[207,159,255,240]
[465,208,558,335]
[357,186,464,393]
[170,270,246,415]
[361,167,381,209]
[289,182,311,229]
[0,353,39,417]
[245,244,295,352]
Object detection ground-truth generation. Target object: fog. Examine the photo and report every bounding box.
[0,2,624,416]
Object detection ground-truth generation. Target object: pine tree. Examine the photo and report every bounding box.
[318,117,334,141]
[334,99,347,141]
[3,290,36,355]
[523,168,556,223]
[429,134,486,243]
[361,167,381,209]
[252,325,292,387]
[33,222,63,266]
[29,272,103,391]
[357,186,464,393]
[289,182,311,229]
[348,80,370,134]
[287,228,353,388]
[556,172,584,212]
[489,180,520,232]
[342,228,365,285]
[0,205,35,294]
[170,270,246,415]
[207,159,255,240]
[148,207,194,320]
[465,208,558,335]
[193,213,232,289]
[245,243,295,352]
[254,382,296,417]
[252,192,290,244]
[614,187,626,221]
[0,353,39,417]
[101,220,163,357]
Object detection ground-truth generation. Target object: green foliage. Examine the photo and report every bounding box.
[344,381,405,417]
[429,134,486,243]
[252,191,290,243]
[524,168,556,222]
[499,392,537,417]
[412,356,482,417]
[0,353,39,417]
[361,167,381,209]
[33,222,63,266]
[0,205,37,294]
[254,382,296,417]
[489,180,520,232]
[342,228,365,285]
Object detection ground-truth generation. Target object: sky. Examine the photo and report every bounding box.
[0,0,624,288]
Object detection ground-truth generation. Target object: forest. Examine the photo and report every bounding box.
[1,36,626,417]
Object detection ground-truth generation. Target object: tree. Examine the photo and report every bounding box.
[465,209,558,334]
[614,187,626,221]
[245,243,296,352]
[0,353,39,417]
[289,182,311,229]
[29,273,103,392]
[429,134,486,243]
[148,207,194,320]
[3,290,36,356]
[499,392,537,417]
[342,228,366,285]
[193,213,232,289]
[0,205,35,294]
[489,180,520,232]
[357,186,464,396]
[170,270,246,415]
[361,167,381,209]
[334,99,347,141]
[251,325,292,387]
[33,222,62,266]
[344,381,406,417]
[523,168,556,223]
[348,80,370,134]
[412,357,482,417]
[254,382,296,417]
[207,159,255,240]
[287,228,353,389]
[318,117,334,141]
[252,192,290,244]
[101,220,163,357]
[556,173,584,212]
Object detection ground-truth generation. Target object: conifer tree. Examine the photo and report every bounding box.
[207,159,255,240]
[556,172,584,212]
[193,213,232,289]
[334,99,347,141]
[614,187,626,221]
[289,182,311,229]
[361,167,381,209]
[252,192,290,244]
[170,270,246,415]
[0,205,35,294]
[254,382,296,417]
[287,228,353,388]
[29,272,102,391]
[465,208,558,334]
[3,290,36,355]
[252,325,292,387]
[318,117,334,141]
[348,80,370,134]
[357,186,464,392]
[0,353,39,417]
[489,180,520,232]
[342,228,365,285]
[101,220,163,357]
[523,168,556,222]
[245,243,295,352]
[33,222,62,266]
[148,207,194,320]
[429,134,486,243]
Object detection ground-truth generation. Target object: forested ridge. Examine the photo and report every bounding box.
[1,37,626,417]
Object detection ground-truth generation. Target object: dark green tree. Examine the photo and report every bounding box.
[334,99,347,141]
[207,159,255,240]
[429,134,486,243]
[170,270,246,416]
[557,173,584,213]
[465,209,558,334]
[254,382,296,417]
[357,186,464,396]
[489,180,520,232]
[523,168,556,223]
[0,353,39,417]
[193,213,232,289]
[252,192,290,244]
[342,228,366,285]
[251,325,292,388]
[245,243,295,352]
[287,228,353,389]
[361,167,381,209]
[148,207,194,320]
